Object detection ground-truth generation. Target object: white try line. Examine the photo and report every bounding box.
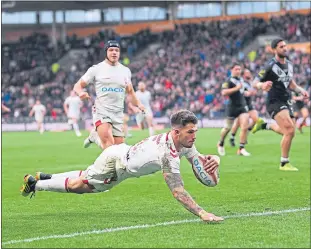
[2,207,310,246]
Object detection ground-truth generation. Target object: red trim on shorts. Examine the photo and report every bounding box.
[82,179,89,184]
[95,120,102,128]
[65,178,69,192]
[79,170,83,176]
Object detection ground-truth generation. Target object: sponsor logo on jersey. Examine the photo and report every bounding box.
[101,87,124,93]
[193,157,212,186]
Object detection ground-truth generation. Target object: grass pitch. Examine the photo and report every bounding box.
[1,128,310,248]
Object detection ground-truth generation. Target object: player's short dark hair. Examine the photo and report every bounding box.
[271,38,284,49]
[170,110,198,128]
[231,63,240,69]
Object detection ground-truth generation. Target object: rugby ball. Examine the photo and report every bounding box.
[191,155,220,187]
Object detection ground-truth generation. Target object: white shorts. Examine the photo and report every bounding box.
[92,106,124,137]
[82,144,134,192]
[68,112,80,120]
[35,117,44,123]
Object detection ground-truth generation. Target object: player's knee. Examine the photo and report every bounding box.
[224,121,233,129]
[67,179,84,193]
[302,108,309,118]
[283,122,295,137]
[98,131,113,144]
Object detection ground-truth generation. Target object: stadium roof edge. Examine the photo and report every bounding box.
[1,1,221,12]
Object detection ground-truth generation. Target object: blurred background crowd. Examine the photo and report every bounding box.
[1,10,310,122]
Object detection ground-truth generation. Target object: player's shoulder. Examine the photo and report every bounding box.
[90,61,105,70]
[285,58,293,65]
[267,57,277,67]
[118,63,131,73]
[229,76,240,84]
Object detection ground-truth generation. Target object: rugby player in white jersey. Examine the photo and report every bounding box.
[21,110,223,223]
[135,81,155,136]
[63,91,83,137]
[29,100,46,134]
[73,40,145,150]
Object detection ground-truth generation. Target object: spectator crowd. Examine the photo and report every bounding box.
[1,12,310,122]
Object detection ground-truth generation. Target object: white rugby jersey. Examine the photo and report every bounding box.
[81,61,131,112]
[123,132,199,177]
[64,96,82,118]
[32,104,46,120]
[135,90,152,110]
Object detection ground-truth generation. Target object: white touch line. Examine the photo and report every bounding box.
[2,207,310,246]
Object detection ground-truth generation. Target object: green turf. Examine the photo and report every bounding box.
[2,128,310,248]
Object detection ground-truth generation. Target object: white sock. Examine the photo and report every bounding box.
[51,170,84,179]
[35,177,69,192]
[92,131,103,149]
[73,123,81,136]
[40,127,44,134]
[148,127,154,136]
[266,123,271,130]
[281,157,289,163]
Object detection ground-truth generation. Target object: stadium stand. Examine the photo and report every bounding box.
[1,7,310,126]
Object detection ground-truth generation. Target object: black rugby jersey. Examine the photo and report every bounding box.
[255,57,293,103]
[222,77,246,108]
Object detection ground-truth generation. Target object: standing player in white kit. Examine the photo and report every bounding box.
[135,81,155,136]
[21,110,223,222]
[73,40,145,150]
[63,91,83,137]
[29,100,46,134]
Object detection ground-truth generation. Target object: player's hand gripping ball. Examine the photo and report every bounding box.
[191,155,220,187]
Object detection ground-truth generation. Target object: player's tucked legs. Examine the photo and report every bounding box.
[21,174,94,197]
[35,170,85,180]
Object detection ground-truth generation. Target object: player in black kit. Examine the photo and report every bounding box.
[217,63,251,157]
[229,69,258,146]
[251,38,309,171]
[292,82,310,133]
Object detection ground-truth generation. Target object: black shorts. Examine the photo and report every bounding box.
[247,103,254,111]
[245,100,254,111]
[267,100,294,119]
[226,105,248,119]
[294,101,305,112]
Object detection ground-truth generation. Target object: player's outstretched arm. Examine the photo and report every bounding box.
[163,172,223,222]
[162,154,223,223]
[163,171,203,216]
